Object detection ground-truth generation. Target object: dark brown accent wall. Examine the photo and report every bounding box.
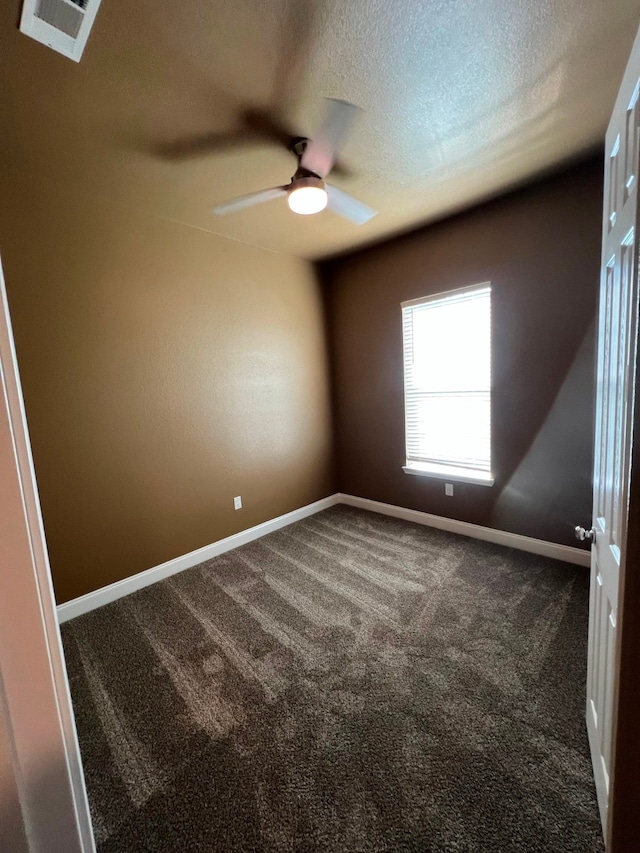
[321,157,603,548]
[0,170,335,604]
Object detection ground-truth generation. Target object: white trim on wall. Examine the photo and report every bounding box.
[57,494,341,623]
[339,494,591,567]
[57,491,591,623]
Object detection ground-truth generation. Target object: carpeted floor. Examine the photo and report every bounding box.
[61,505,604,852]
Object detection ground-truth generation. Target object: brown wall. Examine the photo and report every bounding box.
[321,157,603,548]
[0,170,335,604]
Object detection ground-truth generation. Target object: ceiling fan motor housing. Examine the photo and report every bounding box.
[290,175,325,193]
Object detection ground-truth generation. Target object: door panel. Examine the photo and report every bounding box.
[587,28,640,837]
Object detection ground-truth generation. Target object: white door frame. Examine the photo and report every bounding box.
[0,256,95,852]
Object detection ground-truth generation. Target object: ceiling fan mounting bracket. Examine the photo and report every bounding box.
[288,137,309,160]
[289,138,322,181]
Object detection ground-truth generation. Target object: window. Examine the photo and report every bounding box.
[401,283,493,485]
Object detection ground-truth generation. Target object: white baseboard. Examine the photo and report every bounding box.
[56,494,341,623]
[57,490,590,622]
[338,493,591,567]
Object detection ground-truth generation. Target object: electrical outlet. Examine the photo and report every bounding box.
[233,496,242,510]
[445,483,454,497]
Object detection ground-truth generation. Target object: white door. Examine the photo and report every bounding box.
[585,25,640,838]
[0,257,96,851]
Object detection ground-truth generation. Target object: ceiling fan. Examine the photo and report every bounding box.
[212,99,377,225]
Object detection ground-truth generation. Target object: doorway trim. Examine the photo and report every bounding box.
[0,256,95,852]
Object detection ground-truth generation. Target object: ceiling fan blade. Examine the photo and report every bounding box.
[155,108,297,161]
[301,99,360,178]
[213,186,288,215]
[241,108,297,148]
[154,131,244,160]
[273,0,320,108]
[326,184,377,225]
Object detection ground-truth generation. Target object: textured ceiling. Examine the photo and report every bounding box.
[1,0,639,258]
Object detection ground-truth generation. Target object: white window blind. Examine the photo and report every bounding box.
[401,283,493,484]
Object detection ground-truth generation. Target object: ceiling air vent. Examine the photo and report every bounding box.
[20,0,102,62]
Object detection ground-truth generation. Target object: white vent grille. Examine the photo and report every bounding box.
[20,0,102,62]
[36,0,84,39]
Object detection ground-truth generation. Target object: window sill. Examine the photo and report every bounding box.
[402,463,495,487]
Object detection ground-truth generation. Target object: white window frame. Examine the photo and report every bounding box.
[401,282,494,487]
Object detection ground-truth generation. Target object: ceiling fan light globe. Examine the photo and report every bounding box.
[287,178,328,215]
